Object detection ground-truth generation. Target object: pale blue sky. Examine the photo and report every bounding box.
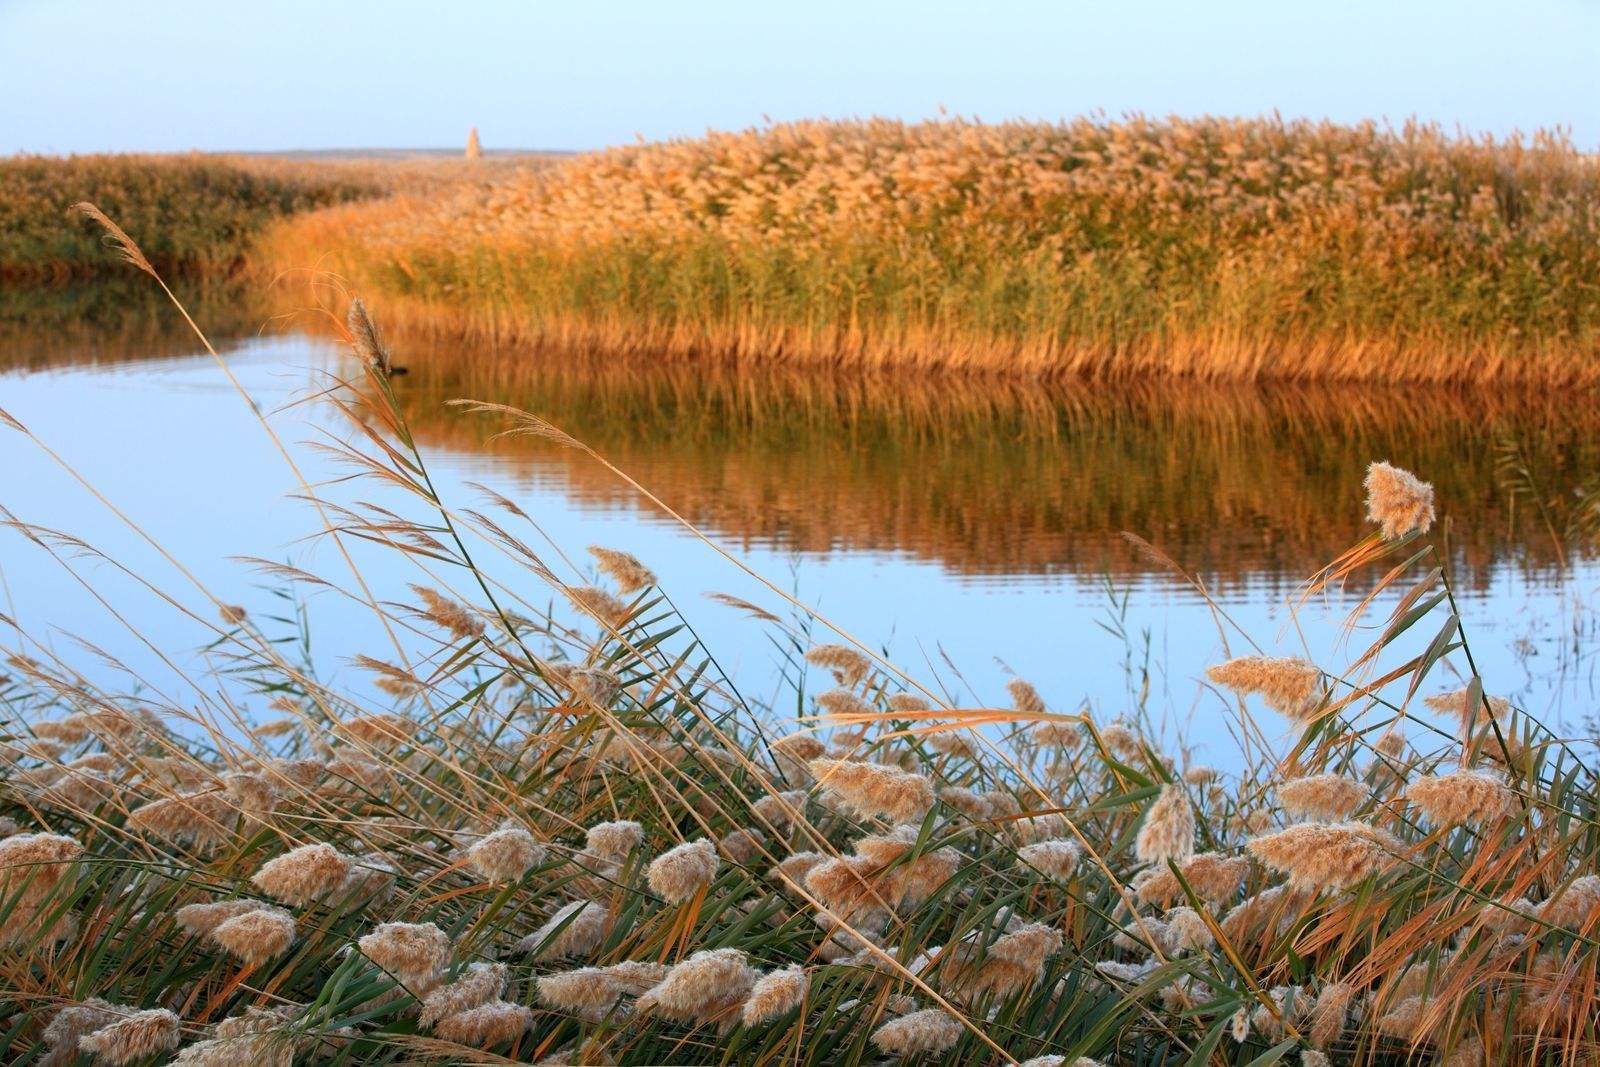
[2,0,1596,154]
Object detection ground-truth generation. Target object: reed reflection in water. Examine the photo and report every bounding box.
[393,340,1600,592]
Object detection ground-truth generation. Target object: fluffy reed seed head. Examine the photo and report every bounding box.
[1365,461,1436,539]
[1424,688,1512,734]
[1309,981,1356,1048]
[466,821,546,883]
[210,906,295,966]
[751,789,807,831]
[536,967,623,1016]
[1164,906,1214,952]
[1017,839,1081,880]
[420,962,508,1026]
[804,855,884,921]
[804,643,871,686]
[431,1000,532,1047]
[1534,873,1600,931]
[43,999,120,1064]
[809,757,934,824]
[647,838,719,902]
[887,692,931,712]
[1006,678,1046,715]
[1278,774,1367,822]
[77,1008,181,1066]
[0,831,82,899]
[409,585,484,640]
[518,899,610,959]
[1135,784,1195,864]
[1405,769,1516,827]
[816,687,874,719]
[1206,656,1324,721]
[587,545,656,593]
[346,297,391,374]
[584,819,643,862]
[637,947,758,1024]
[603,959,669,994]
[1096,720,1143,760]
[252,843,352,905]
[870,1008,964,1057]
[719,827,767,865]
[176,899,265,938]
[221,771,277,814]
[126,790,238,847]
[1130,852,1249,907]
[358,921,451,986]
[334,712,417,749]
[971,922,1063,998]
[1247,822,1402,891]
[741,965,808,1026]
[569,585,632,627]
[772,851,825,892]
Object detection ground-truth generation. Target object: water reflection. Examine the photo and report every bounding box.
[389,340,1598,591]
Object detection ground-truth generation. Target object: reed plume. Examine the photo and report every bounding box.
[1364,461,1436,539]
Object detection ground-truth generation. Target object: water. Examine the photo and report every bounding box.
[2,310,1598,766]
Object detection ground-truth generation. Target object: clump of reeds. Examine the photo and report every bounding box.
[257,115,1600,385]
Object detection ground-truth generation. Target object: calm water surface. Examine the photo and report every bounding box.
[3,311,1598,765]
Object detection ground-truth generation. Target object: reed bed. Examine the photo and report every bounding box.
[1,209,1597,1065]
[0,155,384,281]
[259,115,1600,385]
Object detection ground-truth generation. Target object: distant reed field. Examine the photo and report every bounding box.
[258,116,1600,385]
[0,155,382,280]
[1,207,1597,1064]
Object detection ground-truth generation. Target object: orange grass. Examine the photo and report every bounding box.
[258,114,1600,385]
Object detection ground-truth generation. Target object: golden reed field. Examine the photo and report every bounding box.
[254,116,1600,385]
[0,209,1597,1064]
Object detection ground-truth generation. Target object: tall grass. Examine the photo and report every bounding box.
[259,115,1600,385]
[0,155,385,281]
[0,209,1596,1064]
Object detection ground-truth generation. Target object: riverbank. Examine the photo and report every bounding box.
[256,115,1600,385]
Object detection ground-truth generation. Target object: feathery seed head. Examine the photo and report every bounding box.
[584,819,643,862]
[466,822,546,883]
[1365,461,1435,539]
[1405,769,1516,827]
[587,545,656,593]
[1278,774,1367,822]
[1017,839,1081,880]
[741,965,808,1026]
[638,947,758,1025]
[518,899,610,959]
[252,843,352,905]
[77,1008,181,1066]
[1136,784,1195,864]
[804,644,871,686]
[1206,656,1324,721]
[210,906,295,966]
[870,1008,963,1057]
[809,757,934,823]
[1247,822,1402,891]
[431,1000,532,1047]
[409,585,483,640]
[358,921,451,986]
[420,962,508,1026]
[647,838,719,902]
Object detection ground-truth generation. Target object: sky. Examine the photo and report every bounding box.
[1,0,1597,154]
